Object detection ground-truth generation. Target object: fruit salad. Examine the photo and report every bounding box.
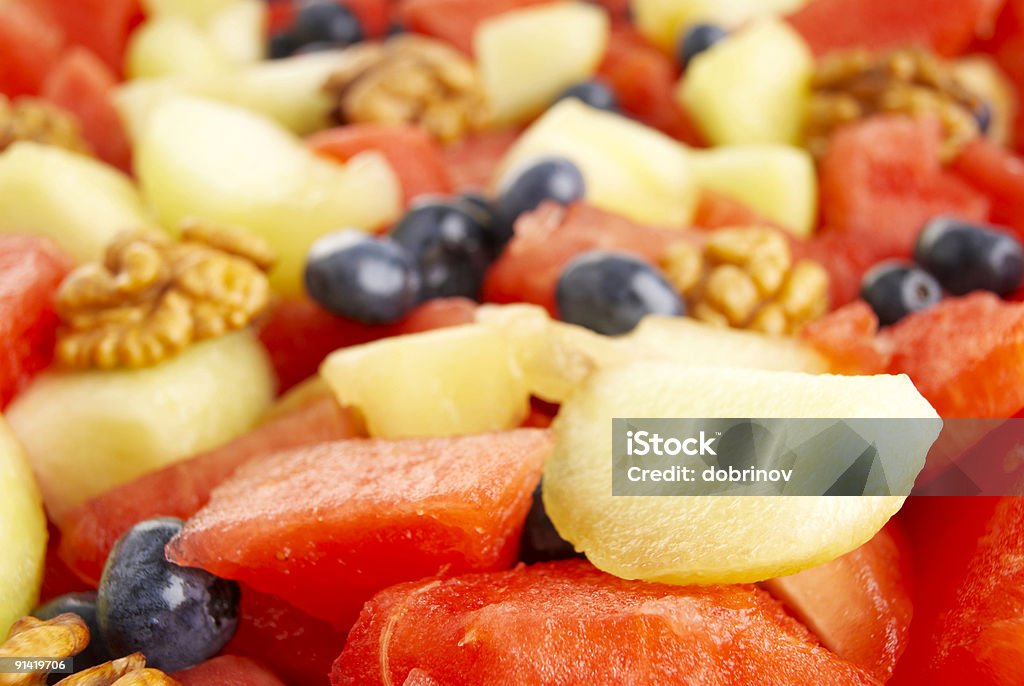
[1,0,1024,684]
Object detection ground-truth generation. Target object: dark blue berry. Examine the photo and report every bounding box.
[293,1,364,48]
[860,261,943,326]
[35,592,113,679]
[305,230,422,324]
[268,31,298,59]
[554,79,618,112]
[915,216,1024,296]
[556,250,684,335]
[677,23,728,68]
[293,40,343,55]
[520,484,581,564]
[387,21,406,37]
[458,192,504,253]
[97,518,240,673]
[390,201,494,300]
[497,157,586,245]
[974,100,993,135]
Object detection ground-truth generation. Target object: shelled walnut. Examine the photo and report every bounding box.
[806,48,987,161]
[0,96,91,156]
[323,35,491,143]
[0,614,179,686]
[662,227,829,335]
[55,221,275,370]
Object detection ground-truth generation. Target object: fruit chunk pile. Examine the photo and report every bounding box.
[0,0,1022,684]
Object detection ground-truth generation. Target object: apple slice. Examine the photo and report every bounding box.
[633,0,810,51]
[0,415,47,635]
[679,18,813,145]
[543,361,940,585]
[135,96,401,294]
[127,16,233,80]
[475,2,609,126]
[5,332,274,523]
[0,143,153,263]
[689,144,818,237]
[497,99,697,226]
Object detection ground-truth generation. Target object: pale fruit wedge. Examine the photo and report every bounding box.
[135,96,401,294]
[497,99,697,227]
[205,0,266,65]
[689,144,817,237]
[475,2,609,126]
[320,324,530,438]
[5,332,274,523]
[679,18,813,145]
[0,143,153,263]
[633,0,809,51]
[127,16,233,80]
[953,56,1017,147]
[0,416,46,635]
[142,0,239,24]
[543,361,939,584]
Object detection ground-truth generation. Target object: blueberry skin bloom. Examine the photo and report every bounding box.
[304,230,422,324]
[914,216,1024,296]
[556,251,685,335]
[677,23,728,68]
[860,261,943,326]
[293,1,364,47]
[97,518,240,673]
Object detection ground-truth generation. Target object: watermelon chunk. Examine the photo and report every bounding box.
[397,0,552,56]
[482,203,690,315]
[41,48,133,173]
[58,395,363,585]
[332,560,878,685]
[174,656,285,686]
[258,297,477,394]
[0,1,65,98]
[788,0,1007,57]
[0,236,73,409]
[166,430,551,630]
[442,129,520,192]
[309,124,454,207]
[226,586,348,686]
[801,300,891,375]
[32,0,143,76]
[951,138,1024,237]
[693,191,775,231]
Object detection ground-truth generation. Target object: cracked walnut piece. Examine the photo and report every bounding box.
[56,221,276,370]
[806,48,987,161]
[662,227,829,336]
[0,615,179,686]
[324,35,491,143]
[0,96,91,156]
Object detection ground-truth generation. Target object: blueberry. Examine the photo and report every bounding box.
[556,251,684,335]
[458,192,504,252]
[305,230,422,323]
[387,21,406,37]
[554,79,618,112]
[35,592,113,678]
[268,30,297,59]
[390,201,494,300]
[520,484,581,564]
[293,40,342,55]
[677,23,728,68]
[860,261,943,326]
[293,1,363,48]
[497,157,586,245]
[915,216,1024,296]
[973,99,993,135]
[97,518,240,673]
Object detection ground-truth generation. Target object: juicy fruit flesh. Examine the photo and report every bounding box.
[166,430,551,629]
[544,361,939,584]
[332,560,877,686]
[0,415,47,636]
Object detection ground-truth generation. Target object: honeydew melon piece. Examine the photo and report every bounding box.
[475,2,609,126]
[0,416,47,635]
[141,0,239,24]
[320,324,530,438]
[205,0,266,65]
[127,16,233,80]
[632,0,810,52]
[5,332,274,524]
[689,144,818,237]
[679,18,813,146]
[135,96,401,294]
[544,361,940,584]
[497,99,697,227]
[0,143,153,263]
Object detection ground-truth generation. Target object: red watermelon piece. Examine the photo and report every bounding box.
[0,1,65,98]
[483,202,691,315]
[979,0,1024,152]
[33,0,143,77]
[397,0,552,55]
[951,138,1024,237]
[693,191,775,230]
[820,116,990,263]
[166,430,551,630]
[0,235,73,409]
[801,300,891,375]
[174,656,285,686]
[788,0,1007,58]
[309,124,454,207]
[58,395,363,585]
[226,586,348,686]
[258,297,477,393]
[41,48,133,173]
[38,527,93,603]
[442,129,520,192]
[332,560,879,686]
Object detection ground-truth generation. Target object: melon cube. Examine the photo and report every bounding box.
[127,16,232,80]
